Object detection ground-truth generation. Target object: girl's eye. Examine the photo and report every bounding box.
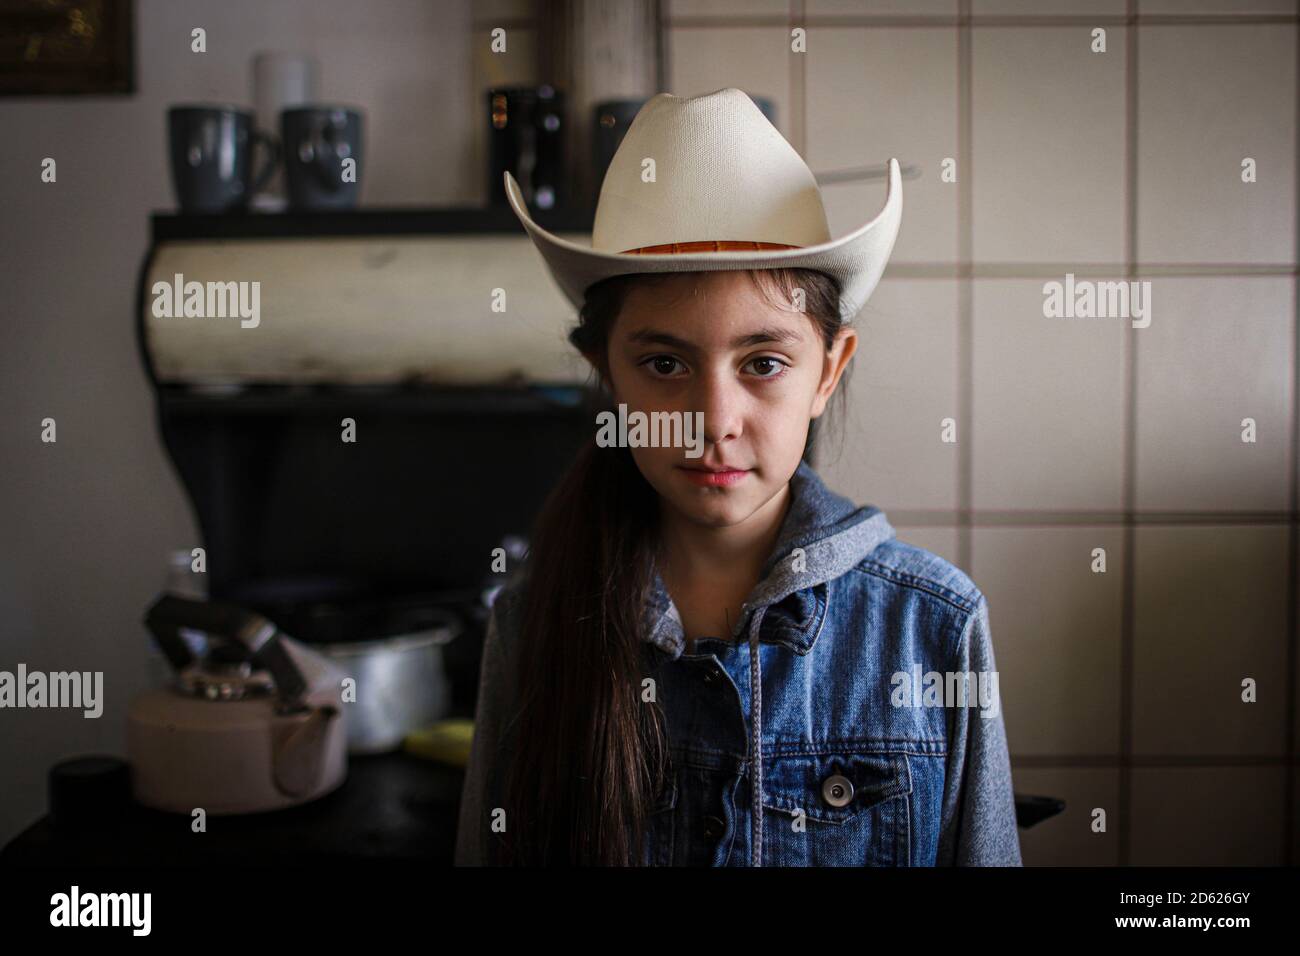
[745,356,789,379]
[642,355,685,377]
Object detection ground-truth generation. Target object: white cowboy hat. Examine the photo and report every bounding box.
[504,86,902,322]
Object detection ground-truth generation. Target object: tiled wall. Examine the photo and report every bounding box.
[665,0,1298,865]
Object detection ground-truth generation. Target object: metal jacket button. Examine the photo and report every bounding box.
[821,773,854,808]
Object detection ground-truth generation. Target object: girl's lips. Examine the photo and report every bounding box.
[678,466,750,488]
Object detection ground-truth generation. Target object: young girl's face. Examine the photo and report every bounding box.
[600,271,856,531]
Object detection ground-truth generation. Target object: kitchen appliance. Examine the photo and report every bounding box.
[128,594,349,814]
[487,85,566,210]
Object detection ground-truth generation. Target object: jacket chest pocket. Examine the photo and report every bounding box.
[759,752,912,866]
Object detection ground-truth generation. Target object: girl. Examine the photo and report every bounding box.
[455,89,1021,866]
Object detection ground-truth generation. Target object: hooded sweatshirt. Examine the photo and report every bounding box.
[455,461,1023,866]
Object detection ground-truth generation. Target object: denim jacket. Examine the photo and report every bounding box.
[455,461,1022,866]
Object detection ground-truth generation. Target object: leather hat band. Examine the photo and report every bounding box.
[618,240,801,255]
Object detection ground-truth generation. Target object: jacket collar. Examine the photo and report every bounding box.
[641,462,893,660]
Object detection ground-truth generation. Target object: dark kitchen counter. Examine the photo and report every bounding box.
[3,750,1068,867]
[0,751,467,867]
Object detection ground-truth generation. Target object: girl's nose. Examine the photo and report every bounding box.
[694,370,743,446]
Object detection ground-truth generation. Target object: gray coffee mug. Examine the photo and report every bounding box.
[168,105,279,213]
[281,106,364,210]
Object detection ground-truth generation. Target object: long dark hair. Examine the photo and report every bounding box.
[498,267,847,865]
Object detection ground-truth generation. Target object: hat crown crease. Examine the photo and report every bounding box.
[591,88,833,254]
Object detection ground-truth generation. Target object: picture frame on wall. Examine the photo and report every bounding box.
[0,0,134,96]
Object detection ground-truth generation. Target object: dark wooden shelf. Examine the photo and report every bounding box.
[150,204,595,242]
[154,383,598,414]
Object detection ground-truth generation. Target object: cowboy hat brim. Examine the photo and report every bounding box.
[504,157,903,322]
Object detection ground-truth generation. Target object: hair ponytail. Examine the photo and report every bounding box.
[499,436,667,864]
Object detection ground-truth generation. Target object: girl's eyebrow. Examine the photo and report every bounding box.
[625,326,804,351]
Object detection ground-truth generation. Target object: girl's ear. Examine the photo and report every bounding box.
[810,326,857,419]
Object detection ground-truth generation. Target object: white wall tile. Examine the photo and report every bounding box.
[892,526,962,567]
[972,26,1128,263]
[1012,767,1120,865]
[1130,766,1286,864]
[471,0,538,19]
[972,526,1124,755]
[666,0,789,19]
[1137,24,1296,264]
[820,180,942,259]
[808,1,959,15]
[1141,0,1298,14]
[1133,525,1289,756]
[806,26,960,264]
[666,27,794,138]
[975,0,1126,12]
[1134,277,1293,512]
[972,280,1128,511]
[819,279,961,511]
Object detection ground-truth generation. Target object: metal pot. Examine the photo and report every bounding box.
[317,612,461,754]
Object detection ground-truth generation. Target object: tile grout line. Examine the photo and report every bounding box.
[1118,0,1139,868]
[1012,754,1299,767]
[659,14,1299,29]
[957,2,973,581]
[792,0,805,158]
[878,264,1298,275]
[1284,0,1300,868]
[660,0,673,93]
[887,510,1298,523]
[655,0,668,95]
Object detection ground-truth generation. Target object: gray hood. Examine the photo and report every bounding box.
[639,461,896,865]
